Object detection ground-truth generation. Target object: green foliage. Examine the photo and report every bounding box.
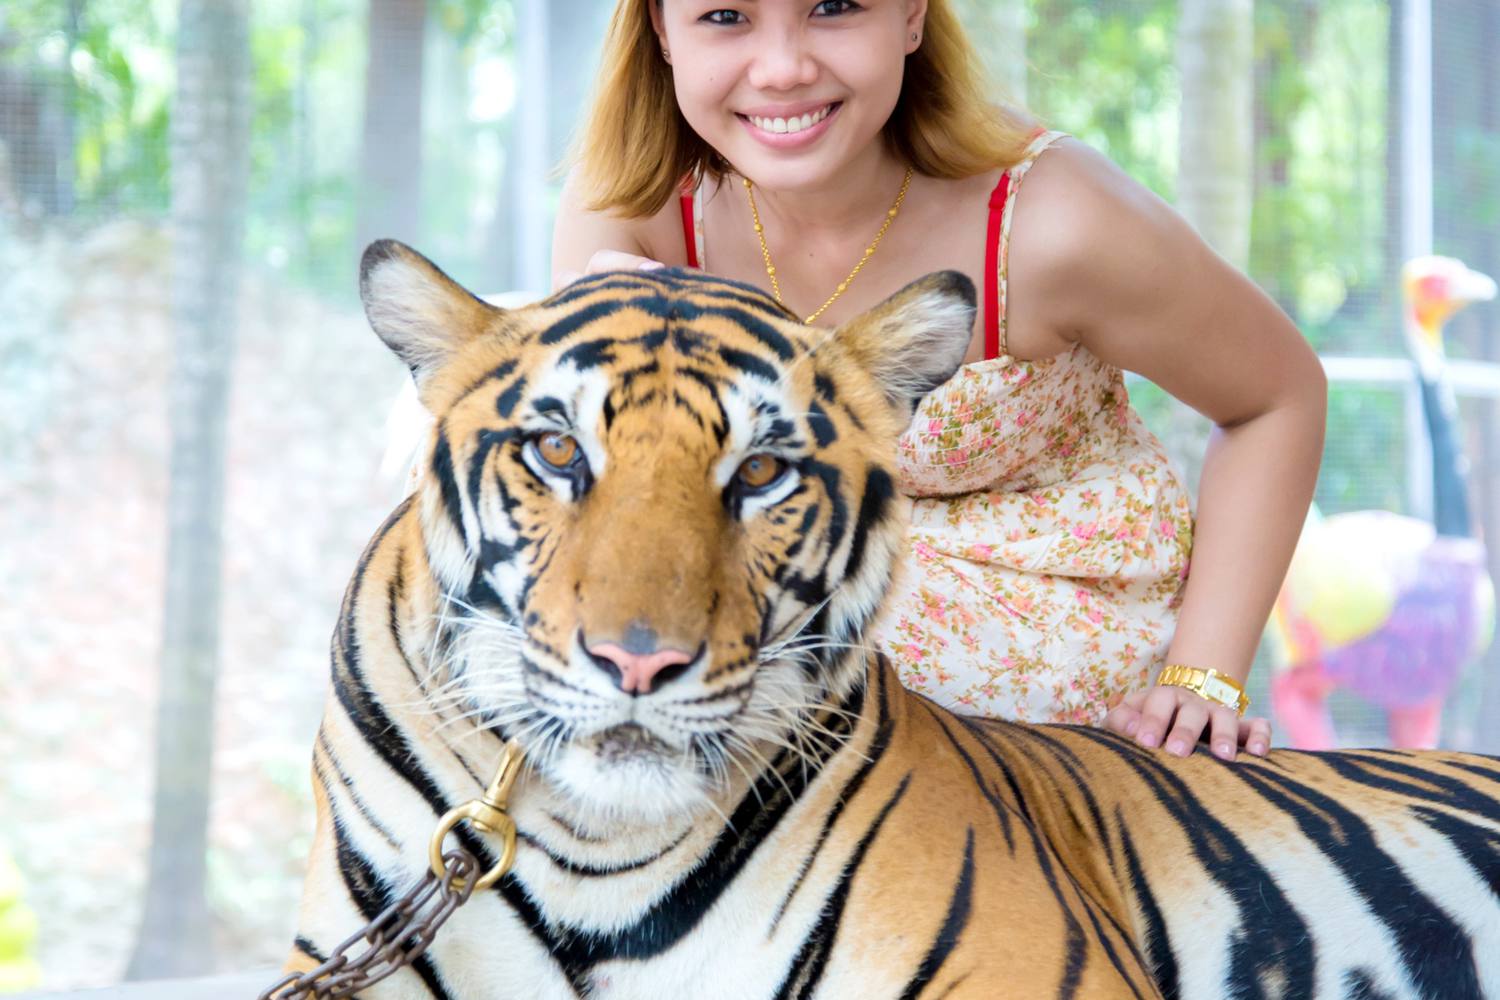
[1250,0,1394,355]
[1024,0,1180,198]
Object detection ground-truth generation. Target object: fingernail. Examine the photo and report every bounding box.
[1250,741,1267,756]
[1125,718,1139,736]
[638,260,665,270]
[1216,741,1235,760]
[1140,731,1160,748]
[1167,738,1187,756]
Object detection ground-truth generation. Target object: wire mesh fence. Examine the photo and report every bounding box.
[1,0,1497,990]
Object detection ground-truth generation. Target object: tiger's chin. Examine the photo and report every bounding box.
[541,723,728,826]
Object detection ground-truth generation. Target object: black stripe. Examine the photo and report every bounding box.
[843,466,893,582]
[331,818,453,999]
[1118,820,1179,999]
[542,691,858,977]
[494,373,528,417]
[518,827,693,877]
[770,681,886,931]
[293,935,327,964]
[928,708,1016,852]
[1319,752,1500,825]
[897,827,975,1000]
[807,399,838,447]
[429,427,465,537]
[718,344,781,383]
[772,774,914,1000]
[1067,728,1316,1000]
[1230,762,1477,1000]
[315,730,399,849]
[456,358,518,403]
[537,297,624,344]
[1409,805,1500,901]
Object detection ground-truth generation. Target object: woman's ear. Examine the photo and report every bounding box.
[904,0,930,53]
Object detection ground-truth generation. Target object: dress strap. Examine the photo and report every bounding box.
[983,129,1069,361]
[678,176,705,269]
[982,172,1012,362]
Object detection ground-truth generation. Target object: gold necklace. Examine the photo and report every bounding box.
[743,166,914,324]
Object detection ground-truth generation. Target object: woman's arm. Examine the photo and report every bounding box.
[551,170,685,289]
[1009,140,1327,761]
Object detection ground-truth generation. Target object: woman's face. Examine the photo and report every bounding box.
[653,1,926,192]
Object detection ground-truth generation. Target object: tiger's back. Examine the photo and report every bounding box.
[282,243,1500,999]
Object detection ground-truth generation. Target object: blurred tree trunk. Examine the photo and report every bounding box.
[357,0,425,250]
[126,0,249,978]
[1250,0,1320,318]
[1176,0,1253,270]
[954,0,1027,106]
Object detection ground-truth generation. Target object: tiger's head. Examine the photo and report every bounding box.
[361,241,975,824]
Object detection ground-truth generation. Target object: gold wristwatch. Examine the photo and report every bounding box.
[1157,664,1250,717]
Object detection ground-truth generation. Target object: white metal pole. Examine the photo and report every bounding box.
[514,0,550,296]
[1401,0,1434,520]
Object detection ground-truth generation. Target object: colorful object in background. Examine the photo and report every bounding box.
[0,850,40,993]
[1270,256,1498,749]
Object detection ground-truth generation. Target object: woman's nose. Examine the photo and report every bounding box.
[745,31,818,91]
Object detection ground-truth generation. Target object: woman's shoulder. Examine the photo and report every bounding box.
[1009,138,1194,299]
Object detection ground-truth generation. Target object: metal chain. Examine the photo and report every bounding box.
[258,740,525,999]
[257,849,480,1000]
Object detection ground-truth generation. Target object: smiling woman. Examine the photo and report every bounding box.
[555,0,1327,762]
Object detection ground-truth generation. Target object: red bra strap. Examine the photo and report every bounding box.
[679,186,699,269]
[983,171,1012,361]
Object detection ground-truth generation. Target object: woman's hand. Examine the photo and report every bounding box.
[554,249,667,290]
[1103,685,1272,761]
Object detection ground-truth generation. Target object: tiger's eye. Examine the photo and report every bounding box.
[537,432,579,469]
[737,454,784,490]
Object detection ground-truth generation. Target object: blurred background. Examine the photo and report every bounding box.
[0,0,1497,992]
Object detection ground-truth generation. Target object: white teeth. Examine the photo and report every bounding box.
[749,104,832,135]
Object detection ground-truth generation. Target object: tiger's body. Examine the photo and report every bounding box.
[287,242,1500,999]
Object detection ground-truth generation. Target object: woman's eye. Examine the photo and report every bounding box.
[700,9,745,25]
[536,432,580,470]
[736,454,786,491]
[812,1,859,14]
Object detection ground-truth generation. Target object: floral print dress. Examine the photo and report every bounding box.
[868,131,1195,724]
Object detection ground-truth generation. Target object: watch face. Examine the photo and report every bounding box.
[1203,676,1236,707]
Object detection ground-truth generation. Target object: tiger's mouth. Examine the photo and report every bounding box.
[590,722,673,764]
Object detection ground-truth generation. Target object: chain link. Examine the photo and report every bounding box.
[256,849,480,1000]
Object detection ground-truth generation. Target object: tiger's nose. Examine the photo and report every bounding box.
[586,638,698,695]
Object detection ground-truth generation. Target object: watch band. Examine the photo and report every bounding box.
[1157,664,1250,716]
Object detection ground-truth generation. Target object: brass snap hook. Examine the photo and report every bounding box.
[428,739,524,893]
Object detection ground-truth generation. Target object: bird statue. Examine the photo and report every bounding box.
[1269,255,1497,749]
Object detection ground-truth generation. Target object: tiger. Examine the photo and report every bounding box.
[284,239,1500,1000]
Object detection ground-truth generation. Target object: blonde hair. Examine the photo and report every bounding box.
[572,0,1037,218]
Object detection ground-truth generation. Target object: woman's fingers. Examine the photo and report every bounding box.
[586,249,666,274]
[1163,697,1210,757]
[1208,705,1240,761]
[1103,689,1149,738]
[1239,715,1273,757]
[1135,686,1185,750]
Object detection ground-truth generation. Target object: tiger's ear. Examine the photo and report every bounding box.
[835,271,977,418]
[359,239,504,385]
